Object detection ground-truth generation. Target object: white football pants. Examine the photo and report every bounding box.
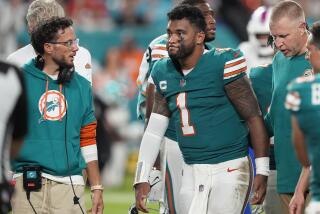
[181,156,253,214]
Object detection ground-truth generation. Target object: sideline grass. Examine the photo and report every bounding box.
[85,173,135,214]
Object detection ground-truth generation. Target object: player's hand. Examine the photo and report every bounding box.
[289,191,305,214]
[90,190,104,214]
[251,174,267,205]
[135,182,151,213]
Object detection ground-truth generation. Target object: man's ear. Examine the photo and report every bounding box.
[44,43,53,54]
[196,31,205,45]
[299,22,307,35]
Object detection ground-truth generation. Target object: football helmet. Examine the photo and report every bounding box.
[247,6,274,57]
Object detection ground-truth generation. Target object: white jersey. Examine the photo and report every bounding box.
[136,34,168,94]
[7,44,92,83]
[136,34,168,120]
[238,42,273,73]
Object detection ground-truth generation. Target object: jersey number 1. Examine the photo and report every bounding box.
[177,93,195,136]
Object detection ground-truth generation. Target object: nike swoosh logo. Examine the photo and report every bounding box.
[150,176,160,187]
[151,176,160,183]
[227,168,239,172]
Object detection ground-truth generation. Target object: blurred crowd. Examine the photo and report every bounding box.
[0,0,319,188]
[1,0,319,57]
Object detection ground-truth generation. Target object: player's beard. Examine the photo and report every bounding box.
[204,29,215,42]
[52,56,74,69]
[204,35,215,43]
[168,41,196,60]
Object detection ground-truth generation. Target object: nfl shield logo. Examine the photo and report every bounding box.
[180,79,186,87]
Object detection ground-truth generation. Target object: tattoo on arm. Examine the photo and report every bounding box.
[224,76,261,120]
[152,91,171,117]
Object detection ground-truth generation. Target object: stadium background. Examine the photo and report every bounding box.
[0,0,319,213]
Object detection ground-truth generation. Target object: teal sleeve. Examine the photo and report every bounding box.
[223,49,247,85]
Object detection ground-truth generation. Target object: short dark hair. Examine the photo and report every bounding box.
[310,21,320,49]
[180,0,207,6]
[167,5,206,32]
[31,17,73,55]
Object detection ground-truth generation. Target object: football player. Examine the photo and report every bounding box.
[135,0,215,213]
[239,6,274,72]
[285,21,320,214]
[134,5,269,214]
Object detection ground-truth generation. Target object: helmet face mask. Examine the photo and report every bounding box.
[255,34,271,46]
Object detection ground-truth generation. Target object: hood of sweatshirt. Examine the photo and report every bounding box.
[24,58,59,82]
[23,58,65,121]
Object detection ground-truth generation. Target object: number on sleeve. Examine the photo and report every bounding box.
[176,93,195,136]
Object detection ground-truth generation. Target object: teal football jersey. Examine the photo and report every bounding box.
[266,51,312,193]
[249,64,272,116]
[286,74,320,201]
[136,35,215,141]
[151,48,249,164]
